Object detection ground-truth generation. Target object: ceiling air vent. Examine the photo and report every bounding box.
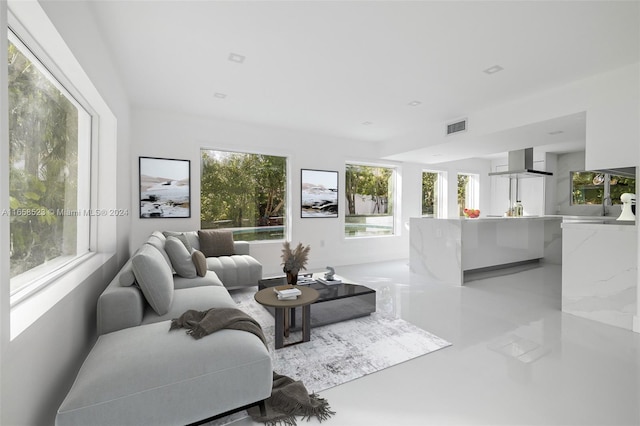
[446,119,467,136]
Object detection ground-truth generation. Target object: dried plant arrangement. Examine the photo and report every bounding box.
[281,241,311,274]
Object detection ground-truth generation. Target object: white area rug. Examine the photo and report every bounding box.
[206,287,451,425]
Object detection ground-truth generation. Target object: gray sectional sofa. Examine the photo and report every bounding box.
[56,230,272,426]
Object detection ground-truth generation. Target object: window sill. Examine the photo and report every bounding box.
[10,251,115,340]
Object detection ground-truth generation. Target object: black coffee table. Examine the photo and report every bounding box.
[258,274,376,330]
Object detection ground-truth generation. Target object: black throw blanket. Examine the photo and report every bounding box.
[248,372,335,425]
[170,307,267,347]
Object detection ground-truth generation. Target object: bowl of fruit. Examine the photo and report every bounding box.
[463,208,480,219]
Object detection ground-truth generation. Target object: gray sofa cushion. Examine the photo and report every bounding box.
[165,236,197,278]
[198,229,235,257]
[55,320,272,426]
[173,270,223,290]
[206,255,262,289]
[131,244,174,315]
[141,285,236,325]
[97,284,145,336]
[162,231,193,252]
[146,231,173,270]
[117,259,136,286]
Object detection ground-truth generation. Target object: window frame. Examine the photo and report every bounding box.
[4,0,119,341]
[457,172,480,216]
[570,170,636,206]
[422,169,446,218]
[199,148,289,242]
[7,21,96,306]
[344,161,397,238]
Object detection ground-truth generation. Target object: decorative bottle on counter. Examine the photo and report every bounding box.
[514,201,523,217]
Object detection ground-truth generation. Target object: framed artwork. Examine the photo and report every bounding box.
[301,169,338,218]
[139,156,191,218]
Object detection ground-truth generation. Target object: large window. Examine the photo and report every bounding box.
[457,173,479,216]
[571,171,636,205]
[200,150,286,241]
[422,170,445,217]
[345,163,395,237]
[8,29,92,299]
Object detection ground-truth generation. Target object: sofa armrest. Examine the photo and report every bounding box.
[97,285,145,336]
[233,241,250,255]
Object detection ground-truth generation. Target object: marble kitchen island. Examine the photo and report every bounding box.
[561,221,637,330]
[410,217,562,285]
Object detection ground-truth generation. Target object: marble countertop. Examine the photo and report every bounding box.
[417,215,637,232]
[416,216,561,222]
[414,215,635,224]
[561,221,636,231]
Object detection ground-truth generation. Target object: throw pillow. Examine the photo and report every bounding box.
[191,250,207,277]
[198,229,235,257]
[165,236,197,278]
[118,260,137,286]
[162,231,193,252]
[131,244,174,315]
[146,233,173,270]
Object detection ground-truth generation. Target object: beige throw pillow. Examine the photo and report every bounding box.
[198,229,235,257]
[191,250,207,277]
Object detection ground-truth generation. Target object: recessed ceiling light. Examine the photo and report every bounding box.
[483,65,504,75]
[548,130,564,135]
[228,53,245,63]
[362,121,373,126]
[214,92,227,99]
[408,101,422,107]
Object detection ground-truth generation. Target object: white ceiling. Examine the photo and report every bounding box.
[87,1,639,161]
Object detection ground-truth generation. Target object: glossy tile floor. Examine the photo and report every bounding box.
[232,260,640,426]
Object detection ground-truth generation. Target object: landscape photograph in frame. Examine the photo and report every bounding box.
[139,156,191,218]
[301,169,338,218]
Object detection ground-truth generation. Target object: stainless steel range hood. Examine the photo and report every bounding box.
[488,148,552,178]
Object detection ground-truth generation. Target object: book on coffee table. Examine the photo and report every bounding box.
[273,285,301,298]
[277,294,299,300]
[316,276,342,285]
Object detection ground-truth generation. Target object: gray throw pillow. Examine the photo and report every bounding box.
[191,250,207,277]
[165,236,197,278]
[131,244,174,315]
[162,231,193,252]
[118,260,137,286]
[198,229,235,257]
[146,233,173,270]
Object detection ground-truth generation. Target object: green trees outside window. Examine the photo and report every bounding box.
[200,150,286,241]
[422,171,439,217]
[345,164,395,237]
[8,32,89,288]
[457,173,479,216]
[571,171,636,205]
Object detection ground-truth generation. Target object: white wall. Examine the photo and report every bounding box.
[0,2,131,425]
[380,63,640,174]
[585,65,640,171]
[131,108,431,275]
